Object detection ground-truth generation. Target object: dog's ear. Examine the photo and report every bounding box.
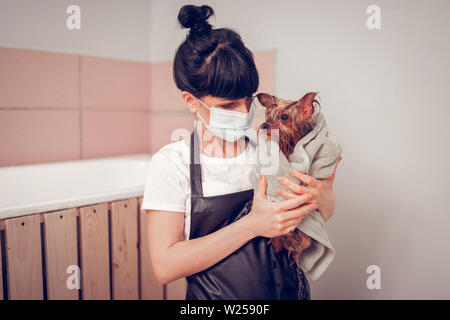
[298,92,318,120]
[256,93,277,108]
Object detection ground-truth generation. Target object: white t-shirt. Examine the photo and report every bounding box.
[141,138,258,241]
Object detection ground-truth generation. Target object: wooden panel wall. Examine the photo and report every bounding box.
[0,197,174,300]
[110,199,139,300]
[43,208,78,300]
[79,203,110,300]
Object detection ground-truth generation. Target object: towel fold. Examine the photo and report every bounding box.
[249,100,343,281]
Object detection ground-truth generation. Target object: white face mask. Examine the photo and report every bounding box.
[195,96,257,142]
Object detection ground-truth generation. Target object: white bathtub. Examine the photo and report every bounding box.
[0,154,152,220]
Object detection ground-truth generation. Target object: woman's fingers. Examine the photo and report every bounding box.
[278,175,306,194]
[278,175,316,197]
[282,203,317,223]
[276,186,315,200]
[277,188,318,210]
[289,169,316,186]
[276,187,297,199]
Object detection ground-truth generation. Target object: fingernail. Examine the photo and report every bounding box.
[278,176,286,182]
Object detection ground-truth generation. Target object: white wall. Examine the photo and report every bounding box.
[0,0,150,62]
[149,0,450,299]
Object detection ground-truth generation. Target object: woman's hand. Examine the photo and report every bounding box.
[276,157,342,223]
[245,174,317,238]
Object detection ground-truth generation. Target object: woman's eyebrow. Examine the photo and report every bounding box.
[217,101,237,108]
[217,98,247,108]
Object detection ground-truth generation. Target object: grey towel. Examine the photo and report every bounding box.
[249,100,343,281]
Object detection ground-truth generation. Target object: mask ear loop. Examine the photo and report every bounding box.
[195,111,208,129]
[192,96,211,129]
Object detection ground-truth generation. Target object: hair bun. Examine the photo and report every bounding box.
[178,4,214,34]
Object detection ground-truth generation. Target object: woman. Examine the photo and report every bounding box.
[141,4,339,300]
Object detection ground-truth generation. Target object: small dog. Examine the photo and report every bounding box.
[255,91,321,266]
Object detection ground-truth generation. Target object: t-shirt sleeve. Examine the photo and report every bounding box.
[140,152,187,213]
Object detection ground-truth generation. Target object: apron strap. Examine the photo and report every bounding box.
[190,122,204,197]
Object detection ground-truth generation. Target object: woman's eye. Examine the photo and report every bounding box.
[281,114,289,121]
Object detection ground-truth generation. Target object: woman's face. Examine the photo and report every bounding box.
[181,92,255,156]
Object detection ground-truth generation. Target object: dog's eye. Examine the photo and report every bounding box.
[281,114,289,121]
[261,123,269,129]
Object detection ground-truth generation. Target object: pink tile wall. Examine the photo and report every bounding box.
[0,47,275,166]
[0,109,80,165]
[81,56,150,110]
[149,61,186,113]
[0,47,151,166]
[0,47,78,108]
[82,110,150,159]
[80,55,150,159]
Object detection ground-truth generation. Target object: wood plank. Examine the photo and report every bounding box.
[43,208,78,300]
[0,230,3,300]
[4,214,43,299]
[79,203,110,300]
[110,199,139,300]
[138,197,164,300]
[166,277,187,300]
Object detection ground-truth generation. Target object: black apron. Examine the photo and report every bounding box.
[185,124,311,300]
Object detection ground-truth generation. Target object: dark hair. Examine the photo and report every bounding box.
[173,4,259,101]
